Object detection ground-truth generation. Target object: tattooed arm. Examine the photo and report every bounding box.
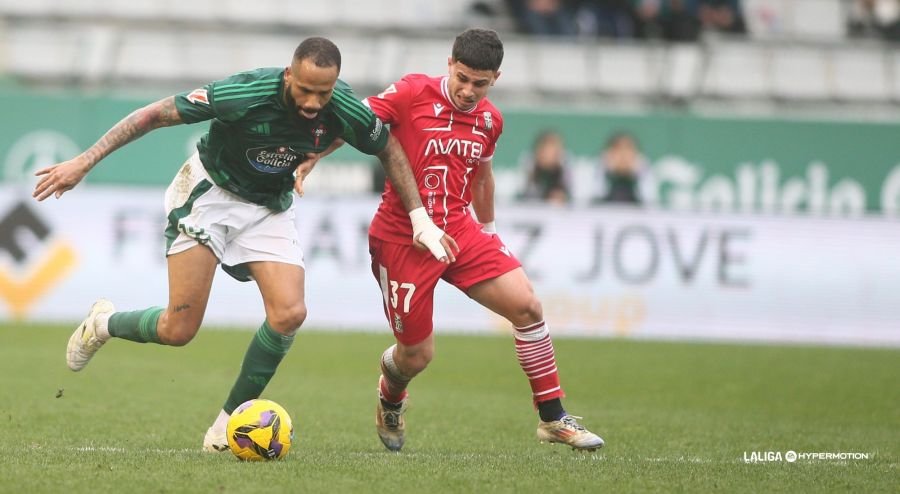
[376,134,458,263]
[376,134,423,214]
[33,96,183,201]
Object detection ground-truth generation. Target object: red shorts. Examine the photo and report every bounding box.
[369,222,522,345]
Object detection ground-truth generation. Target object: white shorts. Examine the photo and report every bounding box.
[164,153,304,281]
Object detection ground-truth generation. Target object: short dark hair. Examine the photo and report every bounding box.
[452,28,503,72]
[605,131,639,150]
[293,37,341,72]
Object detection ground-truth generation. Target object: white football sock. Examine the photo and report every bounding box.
[212,409,230,432]
[95,312,113,340]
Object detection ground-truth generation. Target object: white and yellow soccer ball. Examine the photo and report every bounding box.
[226,399,294,461]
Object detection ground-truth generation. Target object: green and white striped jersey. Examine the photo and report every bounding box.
[174,67,387,211]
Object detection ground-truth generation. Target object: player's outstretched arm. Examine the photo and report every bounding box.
[376,134,459,263]
[471,159,497,234]
[33,96,184,201]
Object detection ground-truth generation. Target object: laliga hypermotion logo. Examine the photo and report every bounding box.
[0,201,77,319]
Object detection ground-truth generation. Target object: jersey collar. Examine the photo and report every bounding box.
[441,76,478,114]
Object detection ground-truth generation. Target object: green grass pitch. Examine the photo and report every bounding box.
[0,324,897,493]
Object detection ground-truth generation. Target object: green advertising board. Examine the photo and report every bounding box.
[2,87,899,216]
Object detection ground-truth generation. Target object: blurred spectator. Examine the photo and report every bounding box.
[507,0,579,36]
[518,130,574,205]
[698,0,746,34]
[634,0,702,41]
[847,0,900,41]
[575,0,638,39]
[592,131,650,205]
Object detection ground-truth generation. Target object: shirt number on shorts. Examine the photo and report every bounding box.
[389,281,416,314]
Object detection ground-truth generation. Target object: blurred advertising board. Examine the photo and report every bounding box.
[2,186,898,347]
[2,88,900,215]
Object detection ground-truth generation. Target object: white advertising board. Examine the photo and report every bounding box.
[1,185,898,347]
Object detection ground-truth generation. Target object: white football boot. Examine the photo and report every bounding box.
[537,415,604,451]
[376,390,408,452]
[66,299,115,371]
[202,426,229,452]
[202,410,231,452]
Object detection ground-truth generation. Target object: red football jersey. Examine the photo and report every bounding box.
[366,74,503,244]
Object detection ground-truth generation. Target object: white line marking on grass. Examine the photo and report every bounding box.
[38,446,731,464]
[72,446,197,454]
[342,451,720,464]
[643,456,714,463]
[29,445,199,455]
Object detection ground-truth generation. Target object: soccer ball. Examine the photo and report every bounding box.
[226,399,294,461]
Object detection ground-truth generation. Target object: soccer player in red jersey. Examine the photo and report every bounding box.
[363,29,604,452]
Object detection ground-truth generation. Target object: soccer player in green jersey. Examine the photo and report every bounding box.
[32,37,458,451]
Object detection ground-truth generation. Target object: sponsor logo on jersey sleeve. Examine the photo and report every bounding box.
[370,118,384,141]
[186,88,209,105]
[377,84,397,99]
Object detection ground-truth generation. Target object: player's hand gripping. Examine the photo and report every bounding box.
[33,155,91,201]
[409,207,459,264]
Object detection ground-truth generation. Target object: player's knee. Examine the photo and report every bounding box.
[399,345,433,375]
[158,318,201,347]
[513,297,543,325]
[268,303,307,335]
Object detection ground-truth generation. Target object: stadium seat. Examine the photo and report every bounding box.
[326,36,380,89]
[892,52,900,103]
[240,36,301,71]
[0,0,56,17]
[113,31,183,82]
[79,26,118,84]
[279,0,338,26]
[701,42,771,99]
[662,44,702,99]
[340,0,391,28]
[771,46,831,100]
[832,48,889,102]
[4,25,81,79]
[222,0,310,26]
[535,41,590,93]
[592,44,658,96]
[181,33,263,80]
[398,40,454,80]
[55,0,106,19]
[105,0,166,21]
[494,39,532,93]
[389,0,470,29]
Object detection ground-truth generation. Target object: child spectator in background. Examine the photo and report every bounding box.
[592,131,652,205]
[518,129,574,206]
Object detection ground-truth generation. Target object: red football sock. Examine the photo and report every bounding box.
[514,321,564,405]
[379,345,410,404]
